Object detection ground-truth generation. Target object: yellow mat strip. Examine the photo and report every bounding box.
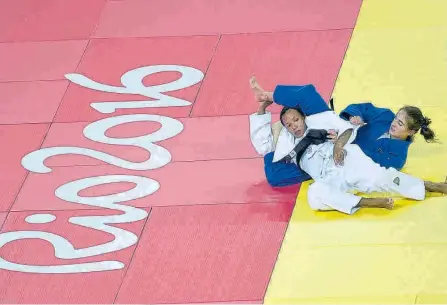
[264,0,447,303]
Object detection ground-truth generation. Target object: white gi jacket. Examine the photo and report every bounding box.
[249,110,358,180]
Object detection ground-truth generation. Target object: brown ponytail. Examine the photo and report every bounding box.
[419,116,435,142]
[401,106,436,143]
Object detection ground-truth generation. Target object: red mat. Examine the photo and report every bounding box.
[13,159,298,212]
[0,81,68,124]
[0,208,148,303]
[0,41,87,82]
[0,213,6,229]
[0,124,49,212]
[191,30,352,117]
[0,0,106,42]
[0,0,361,303]
[54,36,218,123]
[114,203,293,304]
[94,0,362,38]
[42,115,257,167]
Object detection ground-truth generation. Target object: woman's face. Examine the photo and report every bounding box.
[389,110,415,140]
[282,109,306,138]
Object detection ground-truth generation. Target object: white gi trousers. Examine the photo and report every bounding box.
[305,144,425,215]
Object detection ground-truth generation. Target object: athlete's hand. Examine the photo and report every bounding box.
[257,100,273,115]
[333,145,346,166]
[327,129,338,142]
[350,116,364,126]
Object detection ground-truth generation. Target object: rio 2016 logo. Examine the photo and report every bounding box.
[0,65,204,274]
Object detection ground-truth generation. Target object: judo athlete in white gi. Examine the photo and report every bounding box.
[248,77,447,214]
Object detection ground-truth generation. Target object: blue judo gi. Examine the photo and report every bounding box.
[339,102,410,170]
[264,84,411,187]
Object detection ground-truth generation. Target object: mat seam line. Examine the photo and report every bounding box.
[328,29,358,101]
[260,197,297,302]
[262,2,364,301]
[89,0,109,40]
[0,111,283,125]
[189,34,222,117]
[0,79,68,84]
[4,38,92,217]
[0,27,355,44]
[169,298,263,304]
[0,78,69,84]
[329,0,364,101]
[49,39,92,124]
[1,122,52,228]
[93,27,355,40]
[39,156,263,167]
[6,201,295,215]
[112,208,153,304]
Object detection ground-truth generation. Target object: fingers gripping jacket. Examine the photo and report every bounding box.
[281,129,329,164]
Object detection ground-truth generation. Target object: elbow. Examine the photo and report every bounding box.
[395,160,406,171]
[265,170,310,187]
[336,128,355,145]
[250,137,274,156]
[255,145,273,157]
[266,177,287,187]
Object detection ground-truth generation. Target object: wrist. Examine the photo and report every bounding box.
[257,106,267,115]
[257,101,272,115]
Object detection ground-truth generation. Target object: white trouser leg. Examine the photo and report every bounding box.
[341,145,426,200]
[307,181,362,215]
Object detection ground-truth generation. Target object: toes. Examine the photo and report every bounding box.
[387,198,394,209]
[249,76,257,87]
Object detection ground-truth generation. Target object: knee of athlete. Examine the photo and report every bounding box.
[266,176,283,187]
[307,184,325,210]
[265,169,287,187]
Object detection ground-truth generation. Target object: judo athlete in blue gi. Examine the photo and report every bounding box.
[340,103,435,170]
[249,77,436,187]
[248,77,447,214]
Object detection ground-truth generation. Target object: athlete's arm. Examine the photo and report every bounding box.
[333,129,353,166]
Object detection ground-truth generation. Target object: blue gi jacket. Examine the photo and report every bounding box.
[339,102,411,170]
[273,85,411,171]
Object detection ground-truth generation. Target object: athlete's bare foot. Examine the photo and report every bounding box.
[358,198,394,210]
[249,76,271,103]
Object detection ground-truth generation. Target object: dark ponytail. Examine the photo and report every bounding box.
[401,106,436,143]
[419,116,436,142]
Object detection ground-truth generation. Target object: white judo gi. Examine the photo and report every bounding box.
[249,110,426,214]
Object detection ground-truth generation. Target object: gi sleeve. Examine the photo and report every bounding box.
[326,111,358,144]
[340,102,395,123]
[249,112,275,156]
